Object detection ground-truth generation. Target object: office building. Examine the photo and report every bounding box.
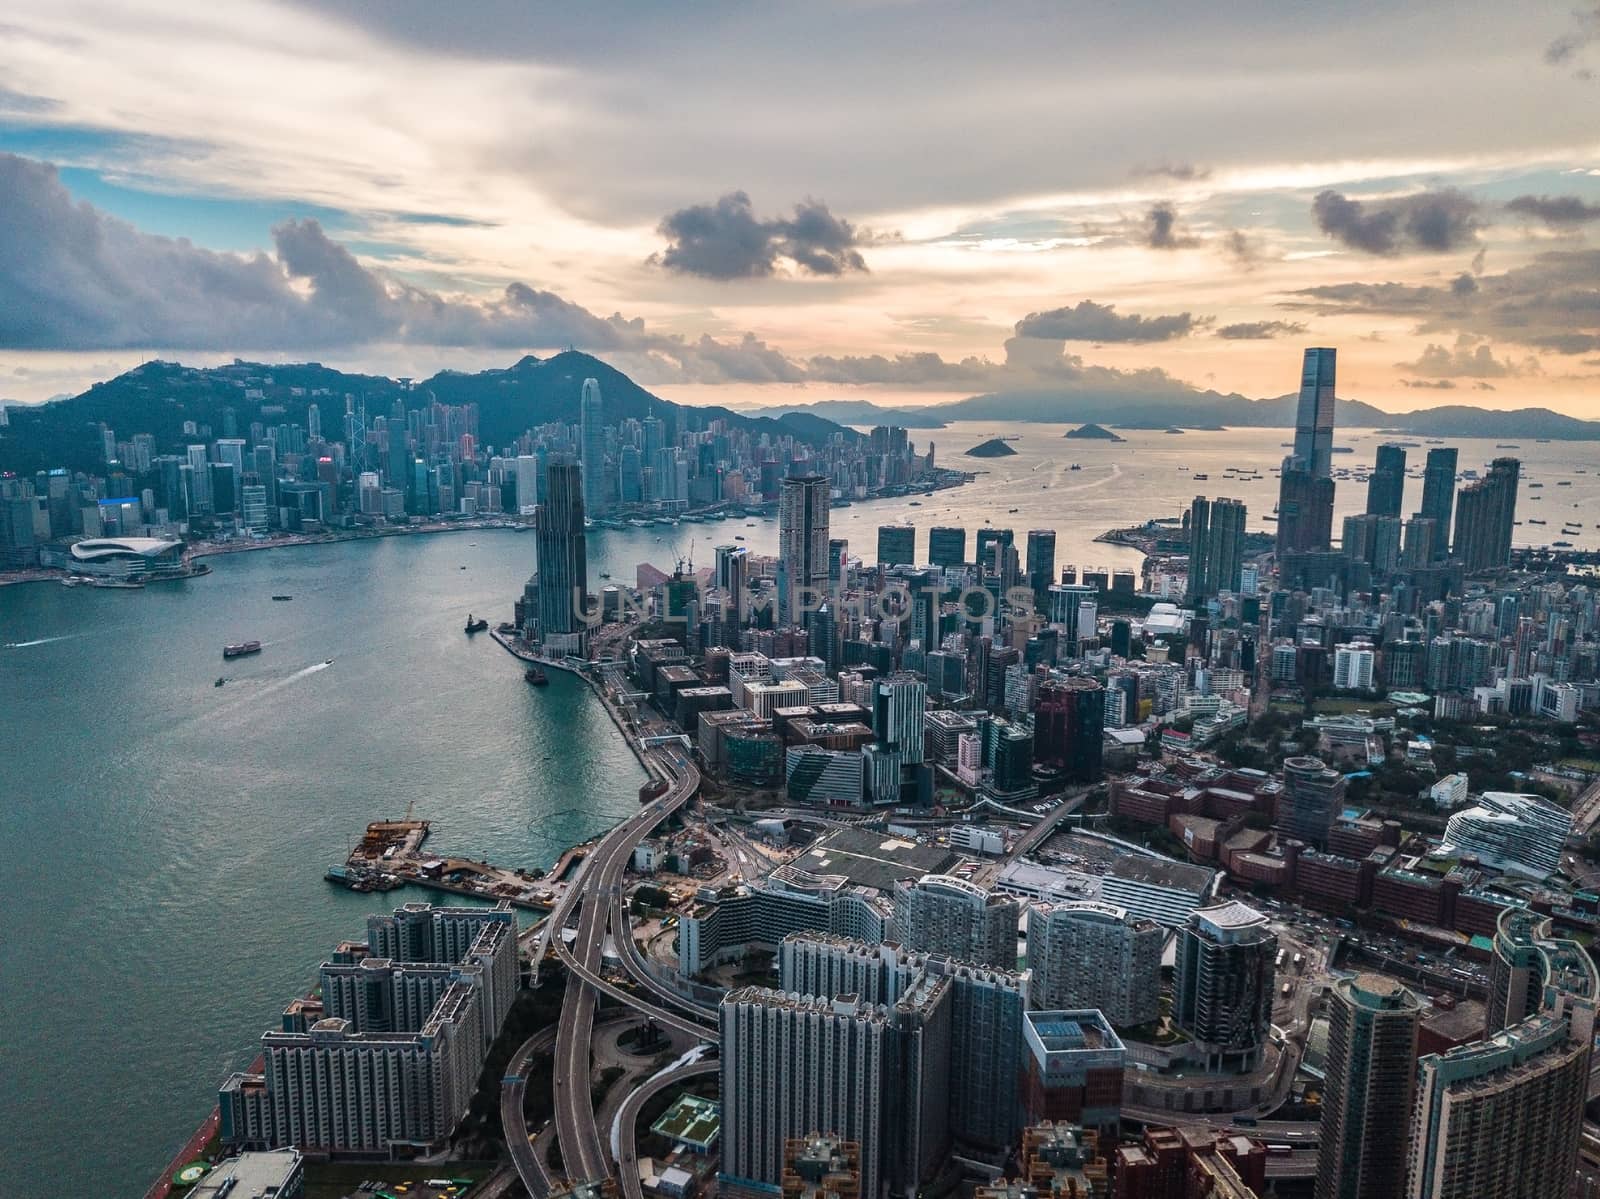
[1440,791,1572,880]
[1173,902,1276,1072]
[1276,349,1338,555]
[1315,974,1420,1199]
[1033,676,1105,782]
[877,524,915,567]
[1018,1010,1126,1135]
[779,475,831,624]
[579,377,607,514]
[928,526,966,568]
[1187,496,1246,602]
[1275,756,1345,849]
[872,672,926,766]
[1365,444,1407,519]
[1026,529,1057,602]
[1026,902,1162,1027]
[893,874,1019,968]
[787,745,866,808]
[1419,447,1458,555]
[1097,856,1217,929]
[1452,457,1519,572]
[527,458,589,648]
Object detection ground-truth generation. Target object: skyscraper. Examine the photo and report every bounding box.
[579,377,607,514]
[1026,902,1163,1027]
[1026,529,1057,604]
[1032,676,1105,781]
[1452,457,1519,573]
[1187,495,1246,602]
[1277,348,1338,556]
[892,874,1018,968]
[1315,974,1420,1199]
[1276,756,1346,848]
[530,458,589,646]
[778,475,831,624]
[1173,901,1276,1072]
[1365,444,1407,518]
[877,524,916,567]
[1419,447,1458,554]
[928,526,967,568]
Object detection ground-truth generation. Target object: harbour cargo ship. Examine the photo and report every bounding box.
[222,641,262,659]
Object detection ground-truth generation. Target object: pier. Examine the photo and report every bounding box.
[338,818,585,912]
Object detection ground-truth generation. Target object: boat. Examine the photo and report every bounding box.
[465,614,489,634]
[1555,541,1574,548]
[90,578,145,589]
[1496,444,1521,449]
[525,666,549,686]
[1069,463,1081,471]
[909,500,922,506]
[323,658,334,666]
[735,535,745,540]
[1559,481,1573,486]
[599,571,612,580]
[1529,518,1547,525]
[1193,473,1209,481]
[1008,508,1019,514]
[271,594,293,601]
[214,677,225,687]
[223,641,262,659]
[1530,482,1544,488]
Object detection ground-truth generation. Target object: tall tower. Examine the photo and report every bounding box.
[1418,447,1458,555]
[1188,495,1246,602]
[777,474,831,625]
[532,458,589,644]
[1315,974,1420,1199]
[1366,444,1407,518]
[1277,348,1338,556]
[579,377,607,515]
[1452,457,1519,573]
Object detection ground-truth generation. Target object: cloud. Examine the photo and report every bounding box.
[1221,230,1264,269]
[1215,320,1306,340]
[1401,378,1458,389]
[1132,162,1211,182]
[652,191,869,279]
[1144,202,1199,250]
[1397,337,1537,378]
[1014,299,1202,343]
[1506,194,1600,226]
[1283,246,1600,354]
[1546,5,1600,68]
[1311,188,1481,255]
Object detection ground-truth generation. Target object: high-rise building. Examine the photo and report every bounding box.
[1018,1010,1126,1135]
[1173,901,1276,1072]
[1026,902,1162,1027]
[1187,496,1246,602]
[1276,348,1338,555]
[1315,974,1420,1199]
[1452,457,1519,573]
[871,672,926,766]
[1332,642,1375,690]
[1365,444,1407,519]
[1440,792,1572,880]
[893,874,1018,968]
[720,981,950,1199]
[1418,447,1458,554]
[928,526,966,568]
[579,377,607,514]
[1032,676,1105,782]
[529,458,589,646]
[877,524,916,567]
[1026,529,1057,603]
[778,475,831,624]
[1276,756,1345,848]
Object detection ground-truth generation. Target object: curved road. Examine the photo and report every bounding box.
[615,1061,720,1199]
[502,1026,560,1199]
[551,749,715,1185]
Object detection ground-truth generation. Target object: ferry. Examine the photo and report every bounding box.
[525,666,549,686]
[1193,473,1209,481]
[1559,481,1573,486]
[271,594,293,601]
[1069,463,1081,471]
[464,614,488,634]
[223,641,262,659]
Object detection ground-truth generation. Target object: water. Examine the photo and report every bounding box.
[1,422,1593,1195]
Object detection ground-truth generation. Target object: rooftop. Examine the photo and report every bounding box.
[1105,853,1217,895]
[790,827,955,894]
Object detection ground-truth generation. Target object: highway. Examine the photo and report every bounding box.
[502,1026,560,1199]
[615,1060,719,1199]
[548,747,715,1186]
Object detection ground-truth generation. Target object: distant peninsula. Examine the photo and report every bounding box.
[964,438,1017,458]
[1064,423,1125,442]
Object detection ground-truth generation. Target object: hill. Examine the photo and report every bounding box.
[0,351,856,475]
[964,438,1017,458]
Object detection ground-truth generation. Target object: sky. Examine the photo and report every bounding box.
[3,1,1600,416]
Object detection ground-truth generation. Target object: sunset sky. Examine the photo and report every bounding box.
[3,0,1600,415]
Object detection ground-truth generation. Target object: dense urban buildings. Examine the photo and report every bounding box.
[1314,974,1420,1199]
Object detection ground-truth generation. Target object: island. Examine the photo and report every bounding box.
[1064,422,1126,442]
[964,438,1018,458]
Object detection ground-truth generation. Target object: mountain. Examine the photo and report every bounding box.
[0,351,857,475]
[779,387,1600,439]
